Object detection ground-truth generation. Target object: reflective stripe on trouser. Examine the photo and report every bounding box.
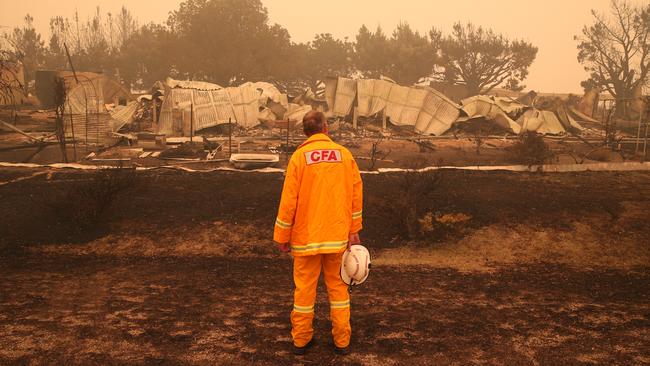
[291,253,351,348]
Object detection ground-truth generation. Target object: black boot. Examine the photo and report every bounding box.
[334,345,350,355]
[293,339,314,355]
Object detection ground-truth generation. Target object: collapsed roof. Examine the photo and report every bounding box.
[326,77,587,136]
[157,78,312,136]
[326,77,461,135]
[459,96,524,134]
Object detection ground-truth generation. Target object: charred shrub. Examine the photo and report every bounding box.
[47,167,138,240]
[378,169,443,240]
[509,131,554,166]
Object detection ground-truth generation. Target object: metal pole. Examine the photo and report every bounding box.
[228,117,232,158]
[643,113,648,159]
[636,107,643,155]
[190,103,194,143]
[64,43,86,152]
[68,103,77,161]
[95,93,100,146]
[286,118,290,162]
[152,98,157,124]
[338,118,342,140]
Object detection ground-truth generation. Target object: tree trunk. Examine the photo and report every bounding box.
[613,84,629,119]
[466,82,480,97]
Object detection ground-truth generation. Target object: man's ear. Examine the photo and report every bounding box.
[323,120,329,135]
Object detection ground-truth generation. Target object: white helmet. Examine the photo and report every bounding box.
[341,245,371,286]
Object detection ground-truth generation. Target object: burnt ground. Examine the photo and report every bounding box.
[0,168,649,365]
[1,168,649,248]
[1,257,649,365]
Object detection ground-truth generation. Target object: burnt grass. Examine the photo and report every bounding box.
[0,168,649,364]
[1,168,647,248]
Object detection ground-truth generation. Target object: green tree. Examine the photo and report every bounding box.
[167,0,293,85]
[299,33,353,90]
[354,23,435,85]
[389,23,435,85]
[354,25,391,79]
[431,22,538,96]
[576,0,650,117]
[119,24,175,89]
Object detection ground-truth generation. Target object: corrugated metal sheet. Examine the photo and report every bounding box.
[331,77,357,117]
[517,109,565,135]
[226,84,260,128]
[157,79,292,134]
[324,77,338,114]
[414,87,462,135]
[398,88,429,126]
[61,75,134,142]
[385,85,409,125]
[63,113,113,142]
[66,75,132,115]
[357,79,392,117]
[461,96,522,134]
[327,78,462,135]
[244,81,284,106]
[165,78,222,91]
[356,79,374,117]
[159,85,268,134]
[110,101,138,132]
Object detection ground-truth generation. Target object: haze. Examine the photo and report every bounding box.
[0,0,637,93]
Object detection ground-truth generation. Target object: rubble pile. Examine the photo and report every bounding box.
[325,76,594,137]
[156,78,313,137]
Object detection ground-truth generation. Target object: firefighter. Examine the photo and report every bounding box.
[274,111,363,356]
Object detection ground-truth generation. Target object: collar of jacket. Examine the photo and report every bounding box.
[299,133,333,149]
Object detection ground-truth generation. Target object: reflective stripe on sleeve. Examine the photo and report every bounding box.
[293,304,315,314]
[352,210,362,219]
[330,300,351,309]
[275,218,293,229]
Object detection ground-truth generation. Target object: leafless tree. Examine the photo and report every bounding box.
[576,0,650,118]
[0,50,24,120]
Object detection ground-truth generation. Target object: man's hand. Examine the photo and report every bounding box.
[276,242,290,253]
[348,232,361,249]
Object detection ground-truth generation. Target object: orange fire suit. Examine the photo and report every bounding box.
[274,133,363,348]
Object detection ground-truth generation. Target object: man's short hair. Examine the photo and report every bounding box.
[302,111,326,136]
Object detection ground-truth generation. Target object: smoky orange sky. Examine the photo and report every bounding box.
[0,0,639,93]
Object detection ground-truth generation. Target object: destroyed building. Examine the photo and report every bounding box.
[326,77,590,136]
[35,71,138,143]
[156,78,312,136]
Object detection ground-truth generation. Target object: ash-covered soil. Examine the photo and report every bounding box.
[1,168,648,250]
[0,257,649,365]
[0,168,649,364]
